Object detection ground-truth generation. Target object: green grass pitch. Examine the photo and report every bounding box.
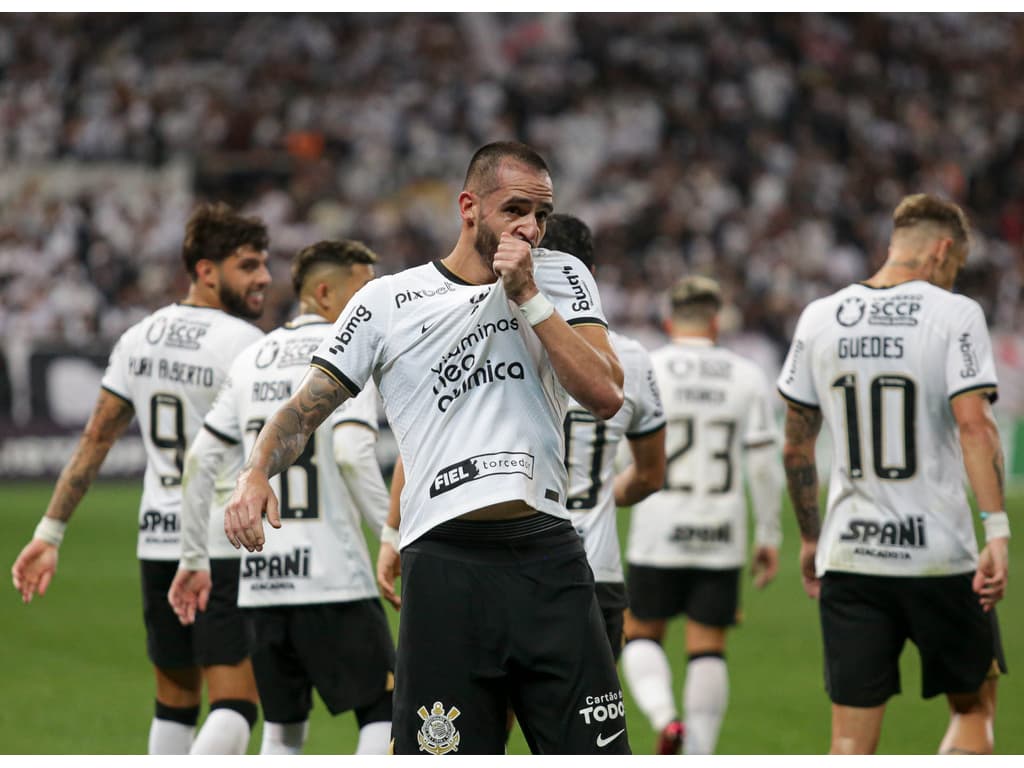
[1,480,1020,754]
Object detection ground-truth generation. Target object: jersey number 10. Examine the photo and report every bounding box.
[831,373,917,480]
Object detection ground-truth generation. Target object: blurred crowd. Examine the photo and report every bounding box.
[2,12,1023,371]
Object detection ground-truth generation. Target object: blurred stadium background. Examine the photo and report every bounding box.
[1,11,1022,755]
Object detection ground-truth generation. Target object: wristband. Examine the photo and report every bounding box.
[34,516,67,548]
[381,524,400,549]
[980,511,1010,541]
[518,292,555,327]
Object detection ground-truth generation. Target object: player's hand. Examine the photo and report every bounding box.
[492,232,537,303]
[799,538,820,599]
[167,568,212,626]
[225,468,281,552]
[752,545,779,589]
[11,539,59,604]
[973,537,1009,612]
[376,542,402,610]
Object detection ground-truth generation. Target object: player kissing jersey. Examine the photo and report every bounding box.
[627,338,776,570]
[564,331,665,582]
[310,249,608,548]
[100,303,263,560]
[777,281,998,577]
[202,314,384,607]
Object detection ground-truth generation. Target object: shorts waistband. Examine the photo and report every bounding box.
[410,513,582,564]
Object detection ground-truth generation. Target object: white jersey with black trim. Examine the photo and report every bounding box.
[565,332,665,583]
[203,314,384,607]
[100,303,264,560]
[627,338,777,569]
[777,280,998,577]
[309,249,610,549]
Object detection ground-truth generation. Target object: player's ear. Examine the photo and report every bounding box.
[194,258,218,288]
[458,191,477,224]
[315,280,331,310]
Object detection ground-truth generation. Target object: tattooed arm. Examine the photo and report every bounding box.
[12,389,135,603]
[782,401,823,598]
[952,389,1008,610]
[224,367,350,552]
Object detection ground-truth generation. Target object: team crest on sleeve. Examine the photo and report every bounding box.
[416,701,461,754]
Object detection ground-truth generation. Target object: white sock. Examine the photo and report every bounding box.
[683,655,728,755]
[621,639,678,731]
[355,721,392,754]
[190,707,252,754]
[261,720,309,755]
[148,718,195,754]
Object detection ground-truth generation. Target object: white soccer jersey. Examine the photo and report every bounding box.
[100,303,263,560]
[627,338,777,569]
[564,332,665,582]
[310,250,610,548]
[203,314,385,607]
[777,281,998,577]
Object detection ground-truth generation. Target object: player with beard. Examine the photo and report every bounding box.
[13,203,270,754]
[223,142,631,755]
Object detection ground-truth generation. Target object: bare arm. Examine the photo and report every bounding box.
[377,455,404,610]
[46,389,136,523]
[613,427,666,507]
[494,233,624,420]
[952,389,1008,611]
[782,401,823,599]
[225,367,349,552]
[12,389,134,603]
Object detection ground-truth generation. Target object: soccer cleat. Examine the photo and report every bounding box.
[656,720,684,755]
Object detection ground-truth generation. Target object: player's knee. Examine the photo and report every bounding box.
[209,699,260,729]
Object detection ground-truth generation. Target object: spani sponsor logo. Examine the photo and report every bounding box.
[242,547,312,580]
[140,510,179,533]
[839,516,926,548]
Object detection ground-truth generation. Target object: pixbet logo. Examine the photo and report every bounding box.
[394,282,455,308]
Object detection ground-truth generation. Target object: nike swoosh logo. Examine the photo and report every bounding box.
[596,729,625,748]
[420,322,433,334]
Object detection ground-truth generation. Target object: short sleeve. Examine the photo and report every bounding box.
[100,330,134,403]
[533,249,608,328]
[203,366,244,445]
[744,366,777,447]
[946,299,999,401]
[310,279,390,397]
[330,377,381,433]
[776,305,820,408]
[626,345,666,438]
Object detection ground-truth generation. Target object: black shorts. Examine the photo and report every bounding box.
[595,582,627,662]
[247,598,396,724]
[626,563,740,627]
[140,558,250,669]
[392,515,631,755]
[820,571,1008,707]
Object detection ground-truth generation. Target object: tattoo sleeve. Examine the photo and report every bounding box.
[47,390,136,522]
[783,404,823,540]
[245,367,349,478]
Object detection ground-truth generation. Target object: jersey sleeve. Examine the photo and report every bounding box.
[99,329,135,403]
[744,365,778,448]
[202,365,244,445]
[310,279,390,397]
[946,299,999,401]
[330,378,381,433]
[776,304,820,408]
[626,345,666,438]
[533,249,608,328]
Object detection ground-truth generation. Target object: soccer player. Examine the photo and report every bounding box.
[777,193,1009,755]
[223,141,631,755]
[168,239,395,755]
[620,275,783,755]
[544,213,667,659]
[11,203,269,754]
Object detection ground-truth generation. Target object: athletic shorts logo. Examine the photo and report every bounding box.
[430,452,535,497]
[417,701,461,755]
[596,729,625,748]
[836,297,866,327]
